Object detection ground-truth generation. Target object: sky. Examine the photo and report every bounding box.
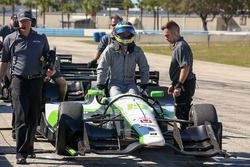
[132,0,138,4]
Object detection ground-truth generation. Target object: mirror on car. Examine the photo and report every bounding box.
[150,91,164,98]
[87,89,104,96]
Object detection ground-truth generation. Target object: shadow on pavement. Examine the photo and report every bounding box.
[30,155,143,167]
[0,103,12,113]
[223,135,249,139]
[0,146,16,155]
[0,155,12,167]
[132,147,250,166]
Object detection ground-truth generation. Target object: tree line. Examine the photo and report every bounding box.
[0,0,250,30]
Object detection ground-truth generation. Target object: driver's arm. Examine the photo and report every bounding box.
[137,48,149,85]
[96,48,111,86]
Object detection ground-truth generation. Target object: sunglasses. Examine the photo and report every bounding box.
[111,24,116,27]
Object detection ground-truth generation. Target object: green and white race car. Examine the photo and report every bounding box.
[36,58,223,157]
[38,73,223,157]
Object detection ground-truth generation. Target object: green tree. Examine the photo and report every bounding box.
[23,0,39,27]
[36,0,52,28]
[218,0,243,31]
[183,0,219,31]
[49,0,66,28]
[81,0,102,25]
[239,0,250,16]
[246,0,250,13]
[101,0,123,9]
[159,0,184,21]
[60,3,76,29]
[144,0,159,30]
[0,1,6,25]
[23,0,34,10]
[136,0,146,26]
[122,0,134,21]
[0,0,20,19]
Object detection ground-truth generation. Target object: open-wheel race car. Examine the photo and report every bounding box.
[37,58,223,158]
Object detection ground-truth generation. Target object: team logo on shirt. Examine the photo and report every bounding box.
[33,40,41,43]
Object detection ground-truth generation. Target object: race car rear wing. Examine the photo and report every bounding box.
[135,71,159,86]
[56,54,72,63]
[59,62,160,85]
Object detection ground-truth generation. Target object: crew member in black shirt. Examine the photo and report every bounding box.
[0,10,50,164]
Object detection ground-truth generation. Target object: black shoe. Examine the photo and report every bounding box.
[12,133,16,140]
[28,153,36,158]
[16,157,27,164]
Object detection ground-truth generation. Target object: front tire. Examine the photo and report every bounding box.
[189,103,222,149]
[189,104,218,126]
[56,102,83,155]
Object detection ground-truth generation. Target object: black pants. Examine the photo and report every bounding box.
[11,76,43,159]
[174,76,196,122]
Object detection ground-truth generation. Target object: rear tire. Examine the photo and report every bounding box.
[56,102,83,155]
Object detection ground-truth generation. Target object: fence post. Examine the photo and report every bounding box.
[248,31,250,48]
[207,34,211,48]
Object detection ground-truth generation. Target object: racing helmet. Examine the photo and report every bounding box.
[114,21,136,46]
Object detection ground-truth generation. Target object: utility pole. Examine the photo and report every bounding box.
[11,0,15,16]
[109,0,111,29]
[156,6,159,30]
[3,7,5,25]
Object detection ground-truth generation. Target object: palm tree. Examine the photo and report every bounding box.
[36,0,52,28]
[136,0,146,25]
[23,0,39,27]
[0,0,21,24]
[122,0,134,21]
[23,0,34,10]
[82,0,102,26]
[144,0,158,30]
[0,1,6,25]
[60,3,76,29]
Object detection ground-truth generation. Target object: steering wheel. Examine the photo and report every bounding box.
[95,94,108,105]
[102,94,161,118]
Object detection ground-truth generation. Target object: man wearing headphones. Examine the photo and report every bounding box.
[0,14,17,43]
[0,14,18,141]
[0,10,49,164]
[0,14,17,91]
[96,21,149,96]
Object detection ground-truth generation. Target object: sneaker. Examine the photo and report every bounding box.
[28,152,36,158]
[16,157,27,164]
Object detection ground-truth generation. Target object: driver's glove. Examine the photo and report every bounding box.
[97,84,105,90]
[88,59,97,68]
[140,84,147,91]
[0,41,3,51]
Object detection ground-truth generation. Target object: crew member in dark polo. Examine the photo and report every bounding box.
[0,10,49,164]
[0,14,18,140]
[161,21,196,129]
[0,14,17,42]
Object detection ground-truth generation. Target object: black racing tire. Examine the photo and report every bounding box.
[189,104,218,126]
[2,87,9,100]
[189,104,223,149]
[56,102,83,155]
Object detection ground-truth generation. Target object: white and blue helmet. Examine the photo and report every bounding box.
[114,21,136,46]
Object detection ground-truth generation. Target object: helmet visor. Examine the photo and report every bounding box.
[114,34,135,46]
